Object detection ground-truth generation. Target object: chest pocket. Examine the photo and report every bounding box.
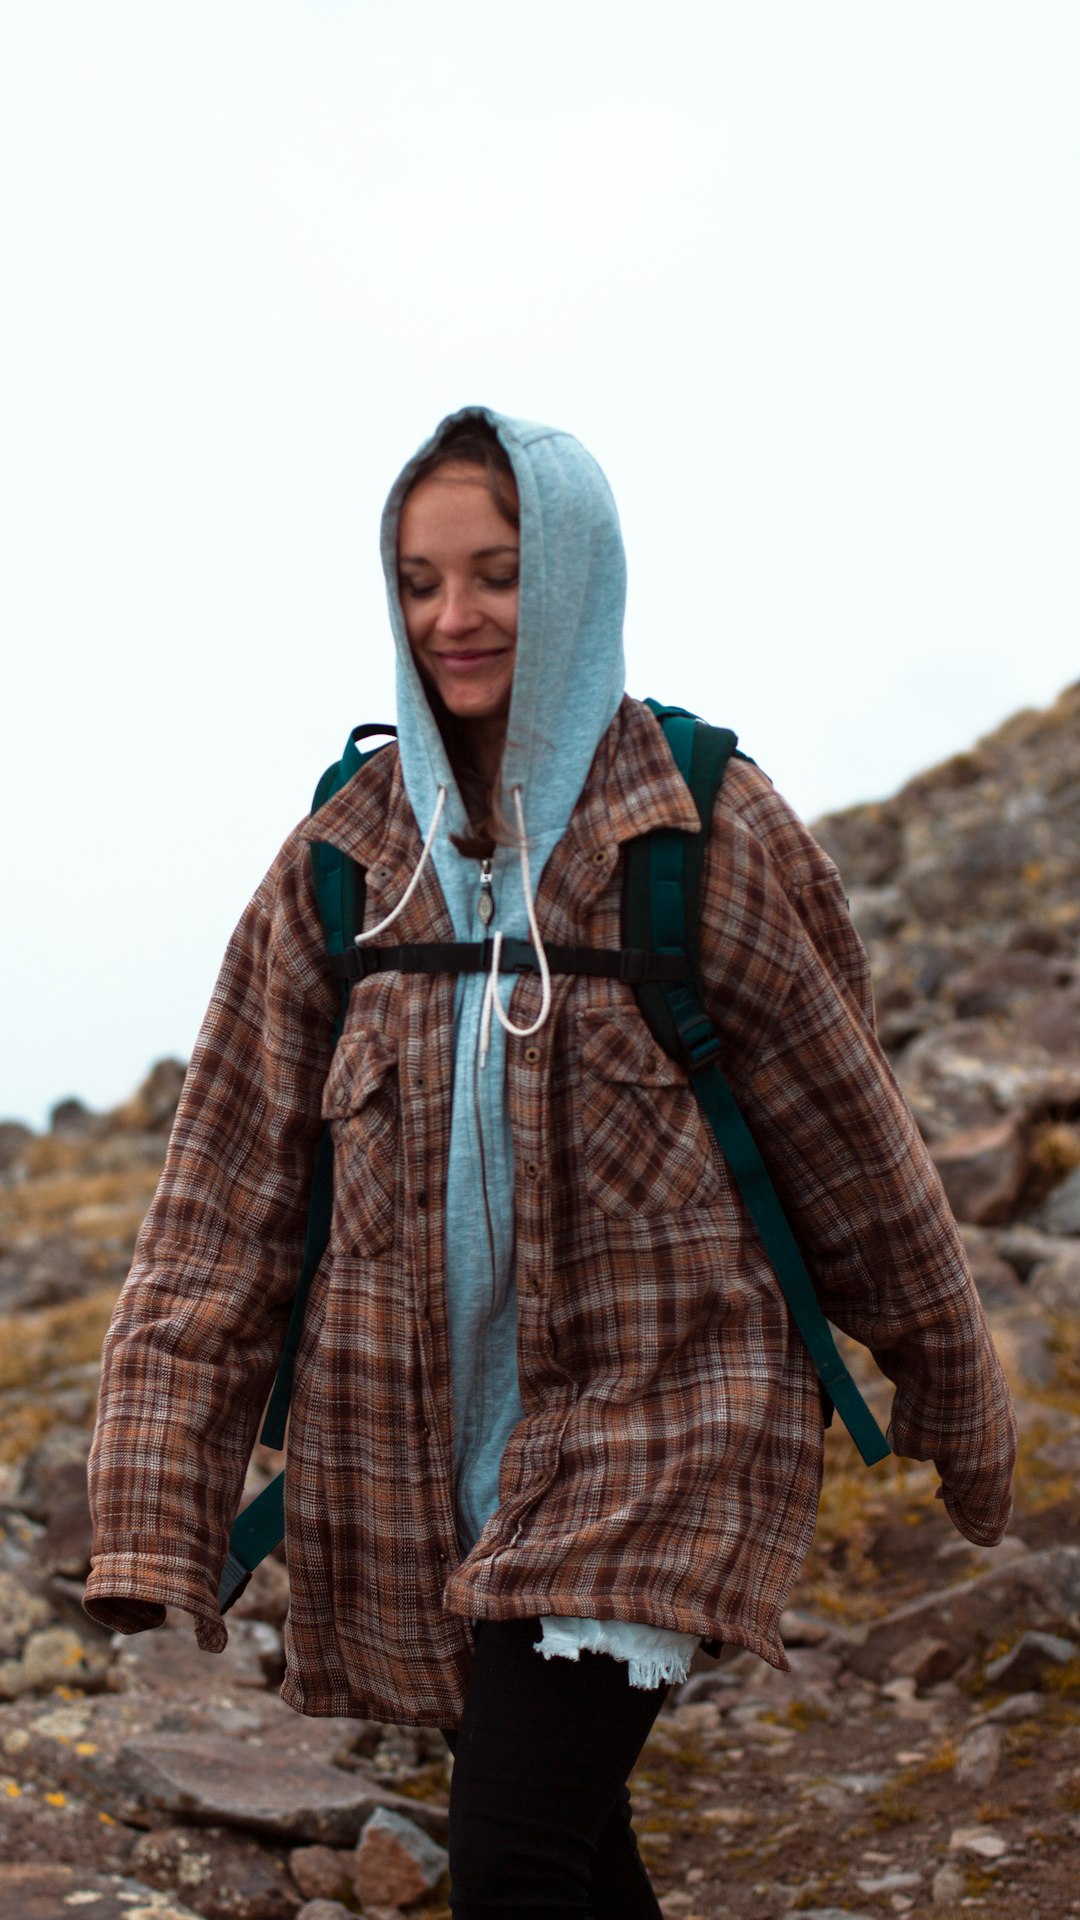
[321,1025,399,1256]
[576,1010,723,1217]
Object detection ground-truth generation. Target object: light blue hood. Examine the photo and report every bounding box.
[380,407,626,1547]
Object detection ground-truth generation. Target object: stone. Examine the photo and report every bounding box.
[0,1624,110,1699]
[1028,1244,1080,1313]
[0,1864,205,1919]
[113,1733,449,1846]
[946,950,1070,1020]
[948,1824,1008,1859]
[994,1222,1064,1277]
[353,1806,449,1908]
[955,1721,1002,1787]
[231,1552,291,1627]
[15,1425,90,1524]
[0,1119,34,1171]
[288,1845,354,1904]
[898,1020,1080,1139]
[1032,1163,1080,1235]
[132,1826,299,1920]
[961,1239,1024,1308]
[973,1690,1046,1724]
[929,1116,1029,1224]
[49,1096,103,1138]
[110,1056,187,1132]
[886,1634,963,1690]
[983,1628,1079,1691]
[838,1545,1080,1682]
[931,1861,965,1904]
[295,1906,354,1920]
[779,1608,834,1648]
[0,1565,52,1658]
[108,1619,282,1696]
[854,1869,922,1893]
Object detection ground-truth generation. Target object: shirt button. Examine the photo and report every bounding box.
[525,1160,540,1179]
[643,1052,658,1074]
[334,1087,348,1108]
[524,1046,541,1064]
[414,1074,426,1090]
[591,849,608,868]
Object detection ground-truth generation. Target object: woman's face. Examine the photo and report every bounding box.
[398,462,519,748]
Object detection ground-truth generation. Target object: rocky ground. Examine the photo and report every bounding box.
[2,683,1080,1920]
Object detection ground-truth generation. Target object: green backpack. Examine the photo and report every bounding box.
[219,704,888,1613]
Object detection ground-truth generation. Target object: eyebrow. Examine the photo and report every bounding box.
[399,544,519,565]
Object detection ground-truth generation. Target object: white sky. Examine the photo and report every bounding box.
[2,1,1078,1130]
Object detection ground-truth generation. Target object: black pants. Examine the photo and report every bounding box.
[444,1617,668,1919]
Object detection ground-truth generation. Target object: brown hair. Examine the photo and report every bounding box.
[401,414,520,859]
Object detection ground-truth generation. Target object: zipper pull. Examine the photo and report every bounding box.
[478,858,495,927]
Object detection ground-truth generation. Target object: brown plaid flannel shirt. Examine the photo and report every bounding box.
[85,698,1016,1725]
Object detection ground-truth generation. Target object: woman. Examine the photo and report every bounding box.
[86,408,1016,1918]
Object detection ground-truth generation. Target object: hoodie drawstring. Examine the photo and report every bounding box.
[353,786,448,946]
[479,786,552,1067]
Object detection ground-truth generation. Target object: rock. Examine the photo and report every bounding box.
[813,802,903,888]
[1032,1165,1080,1237]
[838,1545,1080,1682]
[994,1222,1066,1278]
[49,1096,103,1138]
[929,1116,1029,1224]
[948,1824,1008,1859]
[113,1732,449,1846]
[111,1057,188,1133]
[983,1628,1079,1691]
[961,1238,1024,1308]
[294,1904,354,1920]
[0,1238,94,1312]
[946,950,1072,1020]
[132,1826,299,1920]
[0,1566,53,1658]
[931,1861,966,1905]
[15,1425,90,1524]
[886,1634,964,1691]
[0,1864,205,1919]
[989,1298,1060,1389]
[231,1552,291,1627]
[353,1806,450,1908]
[854,1868,922,1893]
[0,1624,110,1699]
[779,1608,835,1648]
[973,1689,1046,1724]
[288,1845,355,1904]
[109,1619,283,1696]
[0,1119,33,1172]
[898,1020,1080,1140]
[1028,1243,1080,1313]
[955,1721,1002,1787]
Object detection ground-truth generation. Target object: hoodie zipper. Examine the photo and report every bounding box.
[458,855,501,1538]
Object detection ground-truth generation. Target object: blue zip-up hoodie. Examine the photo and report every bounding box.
[380,408,626,1546]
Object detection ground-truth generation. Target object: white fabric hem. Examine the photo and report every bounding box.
[534,1615,698,1690]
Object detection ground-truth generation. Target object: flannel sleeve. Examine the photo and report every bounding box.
[698,761,1016,1546]
[84,828,340,1646]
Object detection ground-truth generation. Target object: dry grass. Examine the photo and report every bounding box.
[0,1288,119,1395]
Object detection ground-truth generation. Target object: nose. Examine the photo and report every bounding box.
[436,582,483,639]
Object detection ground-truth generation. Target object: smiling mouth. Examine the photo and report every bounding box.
[434,649,509,663]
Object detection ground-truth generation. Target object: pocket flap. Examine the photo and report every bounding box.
[321,1026,399,1121]
[576,1010,687,1089]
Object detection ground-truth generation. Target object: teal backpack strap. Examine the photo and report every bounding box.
[627,702,890,1468]
[220,725,395,1612]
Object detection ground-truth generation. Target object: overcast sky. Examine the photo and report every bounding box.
[2,2,1078,1130]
